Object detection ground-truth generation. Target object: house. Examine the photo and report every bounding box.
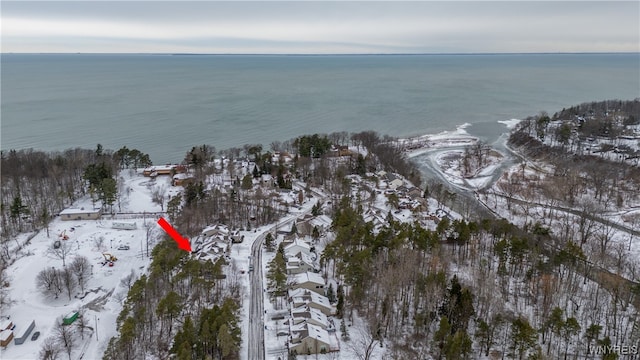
[260,174,274,187]
[202,224,230,238]
[291,306,329,329]
[289,288,333,316]
[284,238,312,257]
[172,173,194,187]
[142,164,186,177]
[286,252,318,275]
[230,230,244,243]
[309,215,331,235]
[295,214,315,236]
[291,272,325,295]
[289,323,332,355]
[60,207,102,221]
[407,187,423,199]
[388,178,404,190]
[0,330,13,347]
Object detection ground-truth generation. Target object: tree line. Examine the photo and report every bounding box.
[320,195,639,359]
[103,239,242,359]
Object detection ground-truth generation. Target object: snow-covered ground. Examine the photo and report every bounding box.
[0,171,175,360]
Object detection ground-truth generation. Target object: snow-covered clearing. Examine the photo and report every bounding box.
[0,171,175,360]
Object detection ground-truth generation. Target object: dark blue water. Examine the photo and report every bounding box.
[2,53,639,163]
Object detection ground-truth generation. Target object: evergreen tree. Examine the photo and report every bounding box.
[264,233,275,252]
[340,319,350,341]
[326,283,336,303]
[434,316,452,360]
[312,226,320,242]
[266,251,287,306]
[336,285,344,318]
[444,330,472,360]
[510,317,538,360]
[584,323,602,356]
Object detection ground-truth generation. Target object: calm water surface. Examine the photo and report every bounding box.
[2,53,638,163]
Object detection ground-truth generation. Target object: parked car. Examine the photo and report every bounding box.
[31,331,40,341]
[117,245,130,250]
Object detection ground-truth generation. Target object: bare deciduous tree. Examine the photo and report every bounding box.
[70,256,90,292]
[37,267,62,299]
[60,267,77,300]
[347,324,381,360]
[151,185,166,211]
[120,268,136,291]
[49,240,73,267]
[39,336,62,360]
[56,321,75,360]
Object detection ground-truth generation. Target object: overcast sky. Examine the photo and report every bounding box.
[2,1,638,54]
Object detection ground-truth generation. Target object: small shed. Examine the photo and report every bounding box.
[0,319,13,331]
[13,320,35,345]
[63,312,79,325]
[0,330,13,347]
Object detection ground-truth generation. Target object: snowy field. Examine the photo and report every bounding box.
[0,171,175,360]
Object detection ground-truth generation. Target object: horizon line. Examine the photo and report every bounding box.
[3,51,639,56]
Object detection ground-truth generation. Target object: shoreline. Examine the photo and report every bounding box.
[403,120,520,192]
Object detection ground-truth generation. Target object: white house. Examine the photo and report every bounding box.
[260,174,274,187]
[284,238,312,257]
[292,271,325,295]
[388,178,404,190]
[60,207,102,221]
[289,323,332,355]
[286,252,318,275]
[291,305,329,329]
[289,288,333,316]
[202,224,229,238]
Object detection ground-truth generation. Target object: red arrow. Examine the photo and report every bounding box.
[157,217,192,252]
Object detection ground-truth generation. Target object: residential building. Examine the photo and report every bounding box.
[291,306,329,329]
[289,323,332,355]
[286,252,318,275]
[60,207,102,221]
[289,288,333,316]
[291,271,325,295]
[284,238,312,257]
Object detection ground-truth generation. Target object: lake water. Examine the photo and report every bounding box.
[2,53,639,163]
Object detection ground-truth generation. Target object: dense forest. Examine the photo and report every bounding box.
[323,194,639,359]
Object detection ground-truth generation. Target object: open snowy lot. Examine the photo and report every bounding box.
[0,171,174,360]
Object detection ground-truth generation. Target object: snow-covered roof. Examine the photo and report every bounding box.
[290,288,331,308]
[284,238,311,255]
[305,323,330,343]
[0,330,13,341]
[291,306,328,327]
[294,271,324,286]
[60,207,101,215]
[172,173,190,180]
[310,215,332,228]
[143,165,175,172]
[389,178,404,189]
[0,320,12,330]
